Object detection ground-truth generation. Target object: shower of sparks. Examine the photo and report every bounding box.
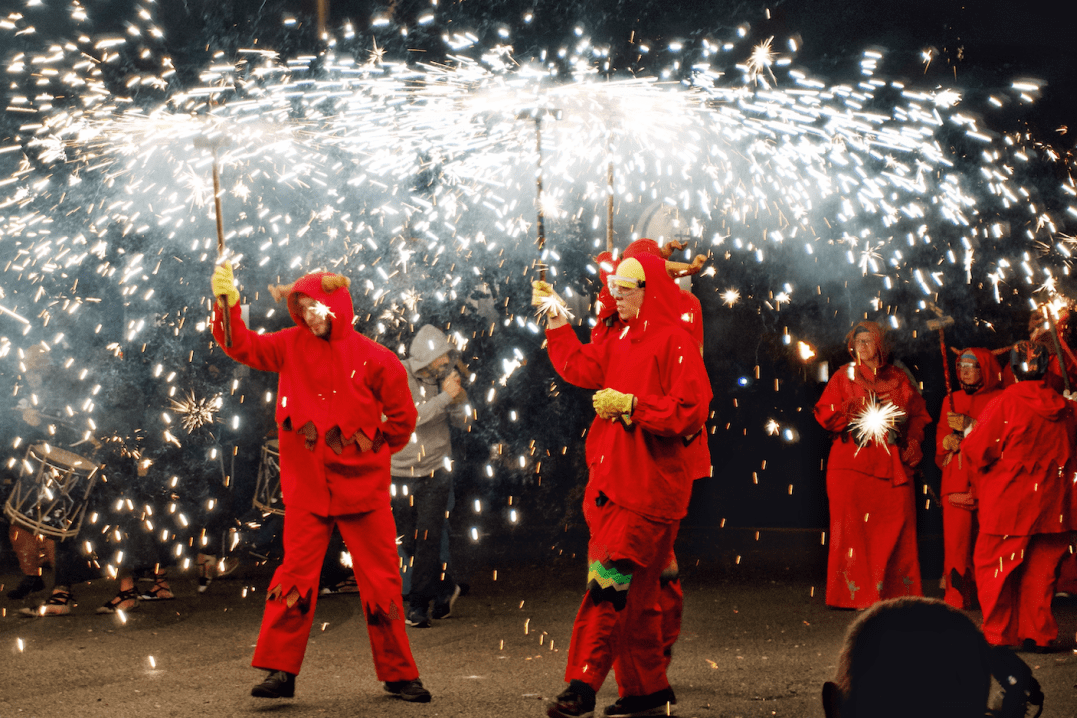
[169,391,223,434]
[849,399,906,452]
[0,1,1075,564]
[534,295,575,321]
[764,419,780,435]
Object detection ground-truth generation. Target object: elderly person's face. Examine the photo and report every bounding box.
[297,295,331,338]
[852,332,878,365]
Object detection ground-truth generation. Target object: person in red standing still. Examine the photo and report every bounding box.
[813,321,930,610]
[592,238,709,670]
[210,261,430,703]
[534,251,712,718]
[960,340,1077,651]
[934,348,1003,610]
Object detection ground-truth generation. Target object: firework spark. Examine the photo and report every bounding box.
[169,391,223,434]
[850,399,906,452]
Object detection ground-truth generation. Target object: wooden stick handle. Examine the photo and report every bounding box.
[212,156,232,347]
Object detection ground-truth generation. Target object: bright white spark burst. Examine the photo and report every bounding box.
[850,399,906,452]
[169,391,224,433]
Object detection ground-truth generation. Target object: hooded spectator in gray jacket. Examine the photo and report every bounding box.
[391,324,471,627]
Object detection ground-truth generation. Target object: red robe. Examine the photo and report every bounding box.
[546,252,712,697]
[813,327,929,609]
[961,379,1077,647]
[934,347,1002,608]
[214,272,416,516]
[213,273,419,680]
[592,243,708,670]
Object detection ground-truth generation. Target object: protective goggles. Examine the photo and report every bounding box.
[606,275,645,299]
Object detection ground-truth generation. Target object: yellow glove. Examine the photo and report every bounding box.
[946,412,971,432]
[212,261,240,308]
[531,280,555,306]
[532,280,572,320]
[593,388,634,420]
[942,433,961,452]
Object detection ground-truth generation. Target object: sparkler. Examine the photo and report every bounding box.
[849,398,906,452]
[169,391,223,434]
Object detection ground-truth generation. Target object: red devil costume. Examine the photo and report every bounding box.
[212,269,423,692]
[813,321,929,609]
[961,343,1077,649]
[593,239,708,669]
[543,251,711,716]
[934,347,1003,609]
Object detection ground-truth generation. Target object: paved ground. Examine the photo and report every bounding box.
[2,552,1077,718]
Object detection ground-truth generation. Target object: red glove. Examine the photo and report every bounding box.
[900,443,923,468]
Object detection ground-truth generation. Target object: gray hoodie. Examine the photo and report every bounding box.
[390,325,470,478]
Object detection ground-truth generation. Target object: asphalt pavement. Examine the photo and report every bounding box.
[2,551,1076,718]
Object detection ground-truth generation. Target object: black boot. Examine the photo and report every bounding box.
[6,575,45,600]
[251,670,295,698]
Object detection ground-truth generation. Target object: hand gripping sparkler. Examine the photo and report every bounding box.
[194,133,232,347]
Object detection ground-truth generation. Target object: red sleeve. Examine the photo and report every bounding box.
[814,368,855,433]
[212,302,288,373]
[546,323,607,390]
[901,388,930,452]
[631,334,712,437]
[370,349,419,453]
[959,396,1004,472]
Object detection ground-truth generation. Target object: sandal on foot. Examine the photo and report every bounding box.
[20,590,74,617]
[139,582,175,601]
[97,587,140,614]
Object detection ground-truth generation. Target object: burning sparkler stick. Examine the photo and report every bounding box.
[925,302,956,415]
[1041,302,1072,393]
[517,108,562,281]
[194,132,232,347]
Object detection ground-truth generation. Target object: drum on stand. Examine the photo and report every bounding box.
[3,444,99,540]
[252,439,283,516]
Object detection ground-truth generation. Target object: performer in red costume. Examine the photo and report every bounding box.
[961,341,1077,650]
[210,262,430,703]
[592,239,709,670]
[814,321,929,609]
[534,252,712,718]
[934,348,1003,609]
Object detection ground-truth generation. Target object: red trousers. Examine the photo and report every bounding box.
[942,500,977,609]
[565,487,678,698]
[252,502,418,681]
[825,469,922,608]
[658,562,683,671]
[973,532,1070,647]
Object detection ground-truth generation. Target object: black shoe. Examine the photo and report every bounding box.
[547,681,596,718]
[405,605,431,628]
[251,670,295,698]
[384,678,432,702]
[432,584,461,620]
[6,575,45,600]
[603,687,677,717]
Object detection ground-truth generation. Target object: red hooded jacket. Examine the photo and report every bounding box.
[814,321,931,485]
[961,378,1077,536]
[212,272,417,515]
[592,241,710,481]
[935,347,1003,495]
[546,252,712,521]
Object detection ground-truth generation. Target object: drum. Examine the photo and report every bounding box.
[3,444,99,539]
[252,439,283,516]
